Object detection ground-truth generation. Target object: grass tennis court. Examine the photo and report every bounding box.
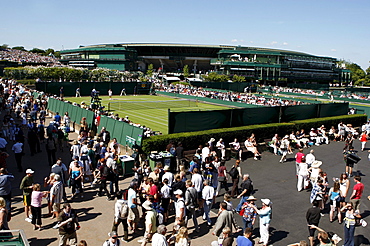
[64,95,231,134]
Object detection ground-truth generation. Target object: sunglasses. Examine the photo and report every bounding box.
[112,237,118,239]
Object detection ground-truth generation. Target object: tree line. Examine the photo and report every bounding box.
[3,66,144,82]
[0,44,60,58]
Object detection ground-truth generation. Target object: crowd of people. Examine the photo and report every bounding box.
[269,85,370,102]
[0,48,60,65]
[157,84,308,107]
[0,76,369,246]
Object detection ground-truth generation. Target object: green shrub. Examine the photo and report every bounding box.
[142,123,295,153]
[17,79,36,85]
[142,114,367,153]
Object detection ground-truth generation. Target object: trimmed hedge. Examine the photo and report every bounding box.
[142,114,367,153]
[142,123,295,153]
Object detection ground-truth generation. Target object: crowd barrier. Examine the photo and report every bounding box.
[168,102,349,133]
[97,115,144,148]
[191,81,258,93]
[47,98,144,148]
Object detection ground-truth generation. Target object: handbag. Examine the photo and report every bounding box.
[218,176,226,182]
[239,208,245,216]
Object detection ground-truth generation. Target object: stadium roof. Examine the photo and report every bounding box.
[61,43,325,57]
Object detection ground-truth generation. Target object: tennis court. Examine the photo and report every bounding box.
[64,95,231,134]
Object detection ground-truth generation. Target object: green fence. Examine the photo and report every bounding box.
[36,82,152,97]
[97,116,144,148]
[168,103,349,133]
[287,83,329,91]
[191,81,258,92]
[47,98,144,147]
[48,98,95,129]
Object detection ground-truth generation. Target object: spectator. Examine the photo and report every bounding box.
[236,227,253,246]
[349,176,364,212]
[151,225,168,246]
[19,169,34,222]
[212,202,239,237]
[12,139,23,172]
[138,199,157,246]
[30,183,48,230]
[57,203,80,246]
[103,231,120,246]
[236,174,253,212]
[202,179,214,226]
[0,168,14,217]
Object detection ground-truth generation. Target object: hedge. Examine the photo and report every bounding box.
[141,114,367,153]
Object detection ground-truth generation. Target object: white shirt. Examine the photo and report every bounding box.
[151,233,168,246]
[127,188,136,208]
[201,147,210,162]
[162,172,174,186]
[306,153,315,165]
[191,173,203,192]
[160,184,171,199]
[175,197,186,218]
[216,141,225,150]
[202,185,215,200]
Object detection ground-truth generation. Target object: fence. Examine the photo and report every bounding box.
[191,81,258,92]
[97,115,144,148]
[168,102,349,133]
[47,98,144,147]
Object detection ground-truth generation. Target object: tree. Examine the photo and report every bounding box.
[203,72,230,82]
[183,65,189,78]
[0,44,9,49]
[346,63,366,86]
[146,64,154,78]
[44,48,55,56]
[29,48,45,54]
[232,74,246,82]
[12,46,26,51]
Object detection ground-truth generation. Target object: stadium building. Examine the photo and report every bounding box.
[60,43,351,85]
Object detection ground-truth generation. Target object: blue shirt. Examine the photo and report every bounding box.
[236,236,253,246]
[54,114,61,123]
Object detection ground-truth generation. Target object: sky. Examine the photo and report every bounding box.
[2,0,370,70]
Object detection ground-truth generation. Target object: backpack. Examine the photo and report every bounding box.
[229,167,239,179]
[121,189,129,201]
[119,201,129,219]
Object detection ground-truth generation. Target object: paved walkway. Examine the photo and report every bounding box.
[7,114,370,246]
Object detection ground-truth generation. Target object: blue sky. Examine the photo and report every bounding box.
[2,0,370,70]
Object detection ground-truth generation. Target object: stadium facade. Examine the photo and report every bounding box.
[60,43,350,84]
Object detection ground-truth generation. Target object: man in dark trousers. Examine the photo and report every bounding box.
[236,174,253,212]
[175,142,184,172]
[306,200,321,246]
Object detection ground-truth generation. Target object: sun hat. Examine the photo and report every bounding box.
[261,198,271,205]
[247,196,257,201]
[311,161,322,168]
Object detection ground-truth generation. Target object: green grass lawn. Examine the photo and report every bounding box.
[64,95,230,134]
